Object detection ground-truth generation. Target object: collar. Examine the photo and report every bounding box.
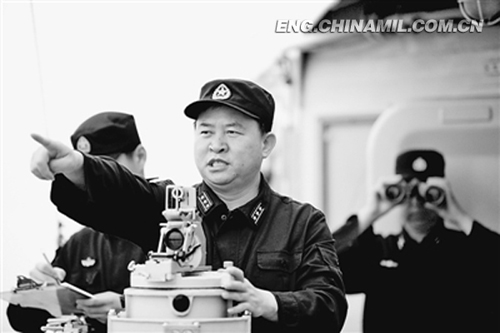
[196,174,270,227]
[400,219,446,249]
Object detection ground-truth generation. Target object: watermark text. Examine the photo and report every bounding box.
[275,19,483,33]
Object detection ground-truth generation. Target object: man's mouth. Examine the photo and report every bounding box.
[208,158,228,167]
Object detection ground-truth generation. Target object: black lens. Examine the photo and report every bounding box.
[425,186,445,206]
[385,184,405,202]
[172,294,190,313]
[165,229,184,251]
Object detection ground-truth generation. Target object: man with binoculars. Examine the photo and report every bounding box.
[333,149,499,333]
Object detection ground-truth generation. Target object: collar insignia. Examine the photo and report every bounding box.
[250,202,265,224]
[198,191,213,213]
[397,235,406,250]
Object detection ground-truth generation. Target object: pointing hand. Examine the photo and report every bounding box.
[30,133,84,184]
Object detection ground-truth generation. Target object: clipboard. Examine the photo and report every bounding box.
[1,281,93,317]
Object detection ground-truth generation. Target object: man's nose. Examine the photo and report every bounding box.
[407,184,425,203]
[209,134,228,153]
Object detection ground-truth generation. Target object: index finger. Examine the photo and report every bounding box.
[30,262,58,283]
[31,133,56,151]
[225,266,245,282]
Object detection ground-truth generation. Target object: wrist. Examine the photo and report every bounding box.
[53,267,67,281]
[358,206,378,230]
[65,151,85,188]
[261,290,278,322]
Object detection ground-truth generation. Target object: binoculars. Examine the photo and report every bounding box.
[384,180,446,206]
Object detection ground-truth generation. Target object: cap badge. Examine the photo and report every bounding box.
[212,83,231,100]
[412,157,427,172]
[76,136,91,154]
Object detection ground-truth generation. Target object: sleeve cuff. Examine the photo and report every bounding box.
[274,292,299,327]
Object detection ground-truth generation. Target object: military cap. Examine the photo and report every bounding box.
[395,149,445,181]
[70,111,141,155]
[184,78,275,132]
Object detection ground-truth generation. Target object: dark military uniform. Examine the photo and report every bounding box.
[8,111,149,332]
[7,228,146,333]
[47,154,348,333]
[335,215,500,332]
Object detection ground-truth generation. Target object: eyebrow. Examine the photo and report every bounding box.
[197,122,213,128]
[225,122,245,129]
[197,121,245,129]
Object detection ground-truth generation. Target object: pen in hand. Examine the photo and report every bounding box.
[42,252,62,285]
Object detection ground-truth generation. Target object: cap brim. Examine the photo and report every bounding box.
[400,173,428,182]
[184,100,260,122]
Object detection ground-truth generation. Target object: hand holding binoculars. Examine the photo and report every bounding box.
[384,179,446,206]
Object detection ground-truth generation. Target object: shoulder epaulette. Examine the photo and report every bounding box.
[148,178,175,187]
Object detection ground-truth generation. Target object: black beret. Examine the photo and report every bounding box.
[395,149,445,181]
[70,111,141,155]
[184,78,275,132]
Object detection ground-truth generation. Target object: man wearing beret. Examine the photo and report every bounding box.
[29,79,348,332]
[333,149,500,332]
[8,112,152,332]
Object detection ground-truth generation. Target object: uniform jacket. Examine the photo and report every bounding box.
[7,223,146,332]
[334,215,500,333]
[48,154,348,333]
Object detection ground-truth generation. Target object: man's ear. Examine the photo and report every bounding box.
[262,133,276,159]
[133,144,147,167]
